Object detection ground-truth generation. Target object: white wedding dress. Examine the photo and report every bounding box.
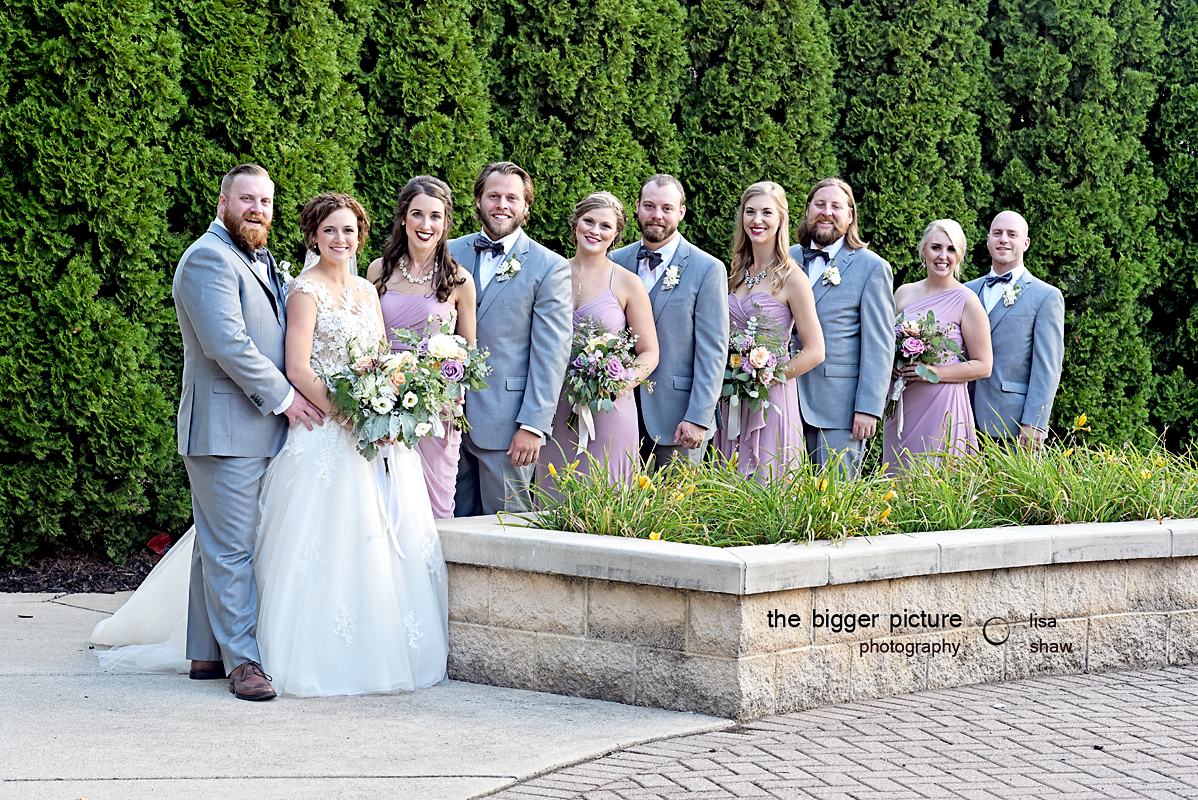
[92,274,449,696]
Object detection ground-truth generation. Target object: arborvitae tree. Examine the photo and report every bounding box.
[166,0,373,262]
[0,0,187,564]
[481,0,688,252]
[680,0,837,260]
[1146,0,1198,447]
[357,0,495,249]
[826,0,992,279]
[982,0,1164,444]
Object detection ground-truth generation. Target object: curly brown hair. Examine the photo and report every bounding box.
[299,193,371,254]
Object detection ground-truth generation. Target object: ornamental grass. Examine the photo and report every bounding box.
[525,428,1198,546]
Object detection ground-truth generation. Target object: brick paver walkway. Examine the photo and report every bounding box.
[487,666,1198,799]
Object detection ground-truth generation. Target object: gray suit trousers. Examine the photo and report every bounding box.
[804,428,865,479]
[183,455,268,666]
[456,432,534,516]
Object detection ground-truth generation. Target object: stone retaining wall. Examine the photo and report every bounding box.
[438,517,1198,719]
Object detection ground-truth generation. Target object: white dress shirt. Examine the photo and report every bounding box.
[803,236,846,288]
[981,264,1027,313]
[477,228,524,292]
[636,233,683,292]
[213,216,294,415]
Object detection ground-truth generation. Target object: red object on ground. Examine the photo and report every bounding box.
[146,532,172,555]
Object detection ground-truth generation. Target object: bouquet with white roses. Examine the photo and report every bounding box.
[323,335,458,459]
[392,317,491,432]
[562,317,651,451]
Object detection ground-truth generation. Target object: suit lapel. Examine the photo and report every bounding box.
[465,232,483,289]
[987,273,1030,331]
[650,237,688,322]
[477,231,529,321]
[210,224,282,322]
[812,247,855,306]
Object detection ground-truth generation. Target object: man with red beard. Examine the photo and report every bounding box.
[788,178,894,477]
[172,163,323,700]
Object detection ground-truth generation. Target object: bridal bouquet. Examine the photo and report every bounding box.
[563,317,651,451]
[721,308,790,438]
[324,328,488,460]
[884,310,962,429]
[393,317,491,433]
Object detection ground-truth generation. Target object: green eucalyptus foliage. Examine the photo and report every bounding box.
[357,0,495,252]
[981,0,1165,443]
[0,0,187,565]
[827,0,992,278]
[679,0,837,259]
[1146,0,1198,447]
[482,0,688,253]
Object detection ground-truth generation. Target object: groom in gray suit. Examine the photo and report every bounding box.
[611,174,729,465]
[173,163,323,700]
[450,162,573,515]
[964,210,1064,445]
[789,178,894,477]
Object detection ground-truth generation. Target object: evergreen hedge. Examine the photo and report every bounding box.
[1,0,1195,564]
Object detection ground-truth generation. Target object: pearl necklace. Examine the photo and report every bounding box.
[399,255,435,285]
[744,258,775,290]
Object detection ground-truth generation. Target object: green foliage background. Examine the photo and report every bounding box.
[0,0,1194,563]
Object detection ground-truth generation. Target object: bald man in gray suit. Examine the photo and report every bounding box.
[964,210,1064,445]
[173,164,323,700]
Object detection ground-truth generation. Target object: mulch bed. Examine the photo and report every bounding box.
[0,547,163,594]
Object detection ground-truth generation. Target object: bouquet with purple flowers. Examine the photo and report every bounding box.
[393,316,491,433]
[884,309,962,433]
[721,307,790,438]
[562,317,652,451]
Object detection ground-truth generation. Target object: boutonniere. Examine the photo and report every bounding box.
[1002,283,1022,307]
[495,252,522,282]
[821,262,841,286]
[275,260,294,285]
[661,265,681,290]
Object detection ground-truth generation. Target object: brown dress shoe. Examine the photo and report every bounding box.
[228,661,277,701]
[189,660,226,680]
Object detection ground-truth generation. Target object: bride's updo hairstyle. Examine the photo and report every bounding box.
[376,176,464,303]
[300,193,371,255]
[568,191,626,253]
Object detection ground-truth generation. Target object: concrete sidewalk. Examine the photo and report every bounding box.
[0,591,729,800]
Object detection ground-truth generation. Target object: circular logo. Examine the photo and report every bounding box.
[982,616,1011,646]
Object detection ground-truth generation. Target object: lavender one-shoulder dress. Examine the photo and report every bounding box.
[537,286,640,499]
[883,287,978,473]
[713,292,804,478]
[380,290,461,519]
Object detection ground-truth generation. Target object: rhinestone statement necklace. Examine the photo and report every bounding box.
[399,255,435,285]
[744,258,776,290]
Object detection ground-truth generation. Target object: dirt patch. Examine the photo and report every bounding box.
[0,548,163,594]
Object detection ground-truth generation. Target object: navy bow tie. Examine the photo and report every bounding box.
[637,245,663,270]
[474,236,505,256]
[251,247,269,264]
[984,272,1014,287]
[801,247,831,267]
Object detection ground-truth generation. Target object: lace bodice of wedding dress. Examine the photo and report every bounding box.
[289,275,384,374]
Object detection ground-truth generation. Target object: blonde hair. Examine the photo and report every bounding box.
[730,181,796,295]
[918,218,968,279]
[568,191,627,253]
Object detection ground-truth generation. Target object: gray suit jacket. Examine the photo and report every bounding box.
[449,230,573,451]
[788,244,894,429]
[611,236,729,439]
[964,272,1065,436]
[173,223,290,457]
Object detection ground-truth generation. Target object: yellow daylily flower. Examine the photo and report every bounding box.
[568,459,581,472]
[637,475,654,491]
[649,531,661,540]
[1063,448,1074,458]
[1141,468,1152,481]
[817,477,829,492]
[878,506,892,523]
[547,463,558,478]
[881,489,897,502]
[1073,414,1091,432]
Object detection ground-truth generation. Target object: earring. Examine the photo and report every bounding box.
[311,243,320,255]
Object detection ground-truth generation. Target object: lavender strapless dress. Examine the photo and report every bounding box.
[883,287,978,473]
[537,288,640,498]
[380,290,461,519]
[713,292,804,478]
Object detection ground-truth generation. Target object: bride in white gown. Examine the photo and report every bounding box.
[92,194,449,696]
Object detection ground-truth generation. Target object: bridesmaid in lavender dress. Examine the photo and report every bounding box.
[714,182,825,479]
[366,176,477,518]
[537,192,659,497]
[883,219,992,473]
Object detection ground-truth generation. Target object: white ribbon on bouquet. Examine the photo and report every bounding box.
[889,376,907,437]
[726,395,742,441]
[574,403,596,454]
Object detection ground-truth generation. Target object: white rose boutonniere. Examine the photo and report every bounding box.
[275,260,293,286]
[495,252,522,282]
[1002,283,1022,307]
[821,262,841,286]
[661,265,681,290]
